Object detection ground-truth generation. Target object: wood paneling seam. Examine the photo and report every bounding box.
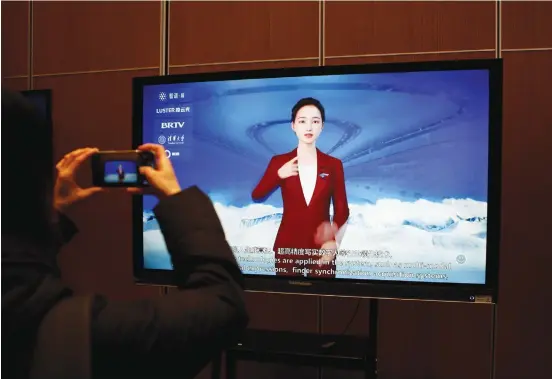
[170,57,318,69]
[319,0,325,67]
[318,0,321,66]
[327,49,496,60]
[28,1,34,90]
[164,0,170,75]
[32,66,160,78]
[4,75,29,80]
[490,304,498,379]
[317,296,324,379]
[496,0,502,58]
[502,47,552,52]
[160,1,167,76]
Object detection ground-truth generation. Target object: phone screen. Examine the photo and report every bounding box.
[91,150,154,187]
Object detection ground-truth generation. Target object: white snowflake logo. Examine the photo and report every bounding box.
[159,92,167,101]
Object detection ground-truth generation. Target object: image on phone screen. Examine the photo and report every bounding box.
[104,160,138,184]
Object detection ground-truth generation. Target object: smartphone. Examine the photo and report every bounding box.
[90,150,155,187]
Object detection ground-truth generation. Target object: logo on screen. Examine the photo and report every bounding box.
[164,149,181,159]
[167,135,184,145]
[159,92,167,101]
[167,92,185,100]
[158,134,184,145]
[161,121,185,129]
[156,106,191,114]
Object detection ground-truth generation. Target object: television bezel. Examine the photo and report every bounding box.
[132,59,502,304]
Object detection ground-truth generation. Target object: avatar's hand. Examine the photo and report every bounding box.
[54,147,104,212]
[314,221,338,245]
[317,240,338,267]
[277,156,299,179]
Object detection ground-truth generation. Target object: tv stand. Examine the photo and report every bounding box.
[211,297,379,379]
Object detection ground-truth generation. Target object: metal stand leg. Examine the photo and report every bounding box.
[490,303,498,379]
[368,298,379,379]
[211,352,222,379]
[226,351,236,379]
[317,296,324,379]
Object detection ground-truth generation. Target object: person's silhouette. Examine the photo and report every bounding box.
[251,97,350,278]
[116,164,125,182]
[2,89,248,379]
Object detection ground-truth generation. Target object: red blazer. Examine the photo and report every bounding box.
[252,148,349,255]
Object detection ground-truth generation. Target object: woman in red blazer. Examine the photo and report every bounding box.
[252,97,350,278]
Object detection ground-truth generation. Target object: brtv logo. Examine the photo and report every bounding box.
[161,121,185,129]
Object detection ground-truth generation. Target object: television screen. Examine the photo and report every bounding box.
[21,89,53,168]
[133,60,502,302]
[21,89,51,119]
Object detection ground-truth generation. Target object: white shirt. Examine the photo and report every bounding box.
[298,162,317,206]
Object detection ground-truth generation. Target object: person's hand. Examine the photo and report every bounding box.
[127,144,181,198]
[317,240,337,267]
[54,147,104,212]
[314,222,339,267]
[314,221,338,245]
[277,156,298,179]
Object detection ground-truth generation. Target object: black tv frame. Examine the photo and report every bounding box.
[21,89,53,169]
[132,59,503,304]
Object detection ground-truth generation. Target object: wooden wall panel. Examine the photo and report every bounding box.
[169,0,319,67]
[325,1,496,58]
[183,292,320,379]
[324,299,493,379]
[502,1,552,49]
[2,77,29,92]
[233,293,319,379]
[321,297,368,335]
[2,1,552,379]
[244,292,318,332]
[379,301,492,379]
[495,50,552,379]
[33,69,161,301]
[33,1,161,75]
[1,1,29,78]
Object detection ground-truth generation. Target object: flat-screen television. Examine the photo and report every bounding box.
[132,59,502,303]
[21,89,53,168]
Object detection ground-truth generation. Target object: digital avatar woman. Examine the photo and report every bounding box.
[252,97,350,278]
[117,164,125,183]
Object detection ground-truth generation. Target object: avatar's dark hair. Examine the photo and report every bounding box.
[1,88,55,245]
[291,97,325,123]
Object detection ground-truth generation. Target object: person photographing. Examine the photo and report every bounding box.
[2,89,248,379]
